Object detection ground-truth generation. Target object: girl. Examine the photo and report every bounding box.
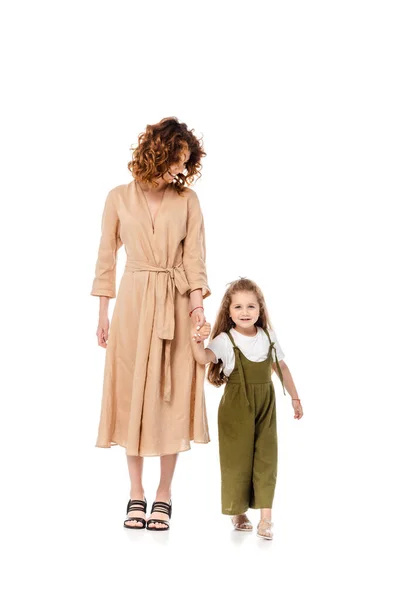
[91,117,211,531]
[190,278,303,540]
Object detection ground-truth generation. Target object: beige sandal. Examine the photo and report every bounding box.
[257,518,274,540]
[231,514,253,531]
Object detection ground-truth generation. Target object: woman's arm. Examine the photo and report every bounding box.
[91,190,122,298]
[182,192,211,321]
[189,288,205,328]
[96,297,110,348]
[91,190,122,348]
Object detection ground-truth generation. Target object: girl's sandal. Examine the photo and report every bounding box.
[123,498,147,529]
[146,500,172,531]
[257,518,274,540]
[231,514,253,531]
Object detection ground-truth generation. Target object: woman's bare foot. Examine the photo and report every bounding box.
[231,513,253,531]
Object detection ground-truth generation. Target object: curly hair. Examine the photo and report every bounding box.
[128,117,206,194]
[207,278,274,388]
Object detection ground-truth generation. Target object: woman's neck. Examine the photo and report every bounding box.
[139,179,169,193]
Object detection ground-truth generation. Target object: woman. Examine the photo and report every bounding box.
[91,117,211,530]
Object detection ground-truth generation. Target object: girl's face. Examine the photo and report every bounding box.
[163,147,191,183]
[229,291,260,333]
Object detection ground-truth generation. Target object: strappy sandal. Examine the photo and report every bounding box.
[146,500,172,531]
[231,514,253,531]
[257,518,274,540]
[123,498,147,529]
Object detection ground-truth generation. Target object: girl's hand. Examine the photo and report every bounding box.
[292,399,303,419]
[191,322,211,344]
[96,315,109,349]
[190,307,206,329]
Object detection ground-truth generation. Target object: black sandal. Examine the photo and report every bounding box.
[146,500,172,531]
[123,498,147,529]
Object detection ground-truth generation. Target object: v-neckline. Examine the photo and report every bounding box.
[136,180,170,233]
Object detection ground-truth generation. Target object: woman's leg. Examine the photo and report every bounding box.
[125,455,146,528]
[147,453,178,529]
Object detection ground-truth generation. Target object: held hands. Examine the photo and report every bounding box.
[191,322,211,344]
[292,399,304,419]
[190,307,206,329]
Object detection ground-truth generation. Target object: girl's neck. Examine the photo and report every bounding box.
[232,325,258,337]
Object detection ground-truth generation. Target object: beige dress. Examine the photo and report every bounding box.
[91,180,211,456]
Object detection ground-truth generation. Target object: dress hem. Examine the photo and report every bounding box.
[95,437,210,457]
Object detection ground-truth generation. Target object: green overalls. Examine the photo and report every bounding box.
[217,329,285,515]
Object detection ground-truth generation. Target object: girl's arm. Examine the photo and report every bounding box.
[190,323,216,365]
[273,360,298,397]
[272,360,303,419]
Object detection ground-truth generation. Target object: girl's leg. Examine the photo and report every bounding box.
[252,393,277,510]
[147,453,178,530]
[218,395,255,516]
[258,508,274,539]
[231,513,253,530]
[260,508,272,521]
[126,455,146,528]
[257,508,274,540]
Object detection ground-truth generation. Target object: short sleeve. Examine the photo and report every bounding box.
[206,333,230,365]
[269,329,285,362]
[91,191,123,298]
[182,191,211,298]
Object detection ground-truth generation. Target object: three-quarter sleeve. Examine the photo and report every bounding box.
[182,191,211,298]
[91,191,122,298]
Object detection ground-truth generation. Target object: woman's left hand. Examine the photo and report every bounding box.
[191,307,206,328]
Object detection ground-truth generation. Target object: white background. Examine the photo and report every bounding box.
[1,1,399,598]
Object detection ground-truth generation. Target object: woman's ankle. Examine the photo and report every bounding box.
[155,487,171,500]
[129,488,145,500]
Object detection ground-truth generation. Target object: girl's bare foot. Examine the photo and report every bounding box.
[257,518,274,540]
[231,513,253,531]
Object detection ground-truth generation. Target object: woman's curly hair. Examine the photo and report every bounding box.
[207,278,273,388]
[128,117,206,194]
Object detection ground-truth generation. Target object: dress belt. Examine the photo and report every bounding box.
[125,259,191,402]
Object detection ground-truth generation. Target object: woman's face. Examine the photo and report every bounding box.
[229,291,260,331]
[163,147,191,183]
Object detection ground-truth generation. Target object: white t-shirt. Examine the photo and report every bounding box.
[206,327,285,377]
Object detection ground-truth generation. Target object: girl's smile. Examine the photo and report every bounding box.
[229,291,260,335]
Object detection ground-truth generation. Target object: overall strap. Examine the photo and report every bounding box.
[226,331,250,406]
[263,328,286,395]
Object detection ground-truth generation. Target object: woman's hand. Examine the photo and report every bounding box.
[96,315,110,348]
[191,322,211,344]
[190,307,206,329]
[292,399,303,419]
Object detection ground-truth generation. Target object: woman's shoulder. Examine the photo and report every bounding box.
[106,182,131,201]
[181,186,200,203]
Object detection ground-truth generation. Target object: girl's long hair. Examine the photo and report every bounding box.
[207,278,273,388]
